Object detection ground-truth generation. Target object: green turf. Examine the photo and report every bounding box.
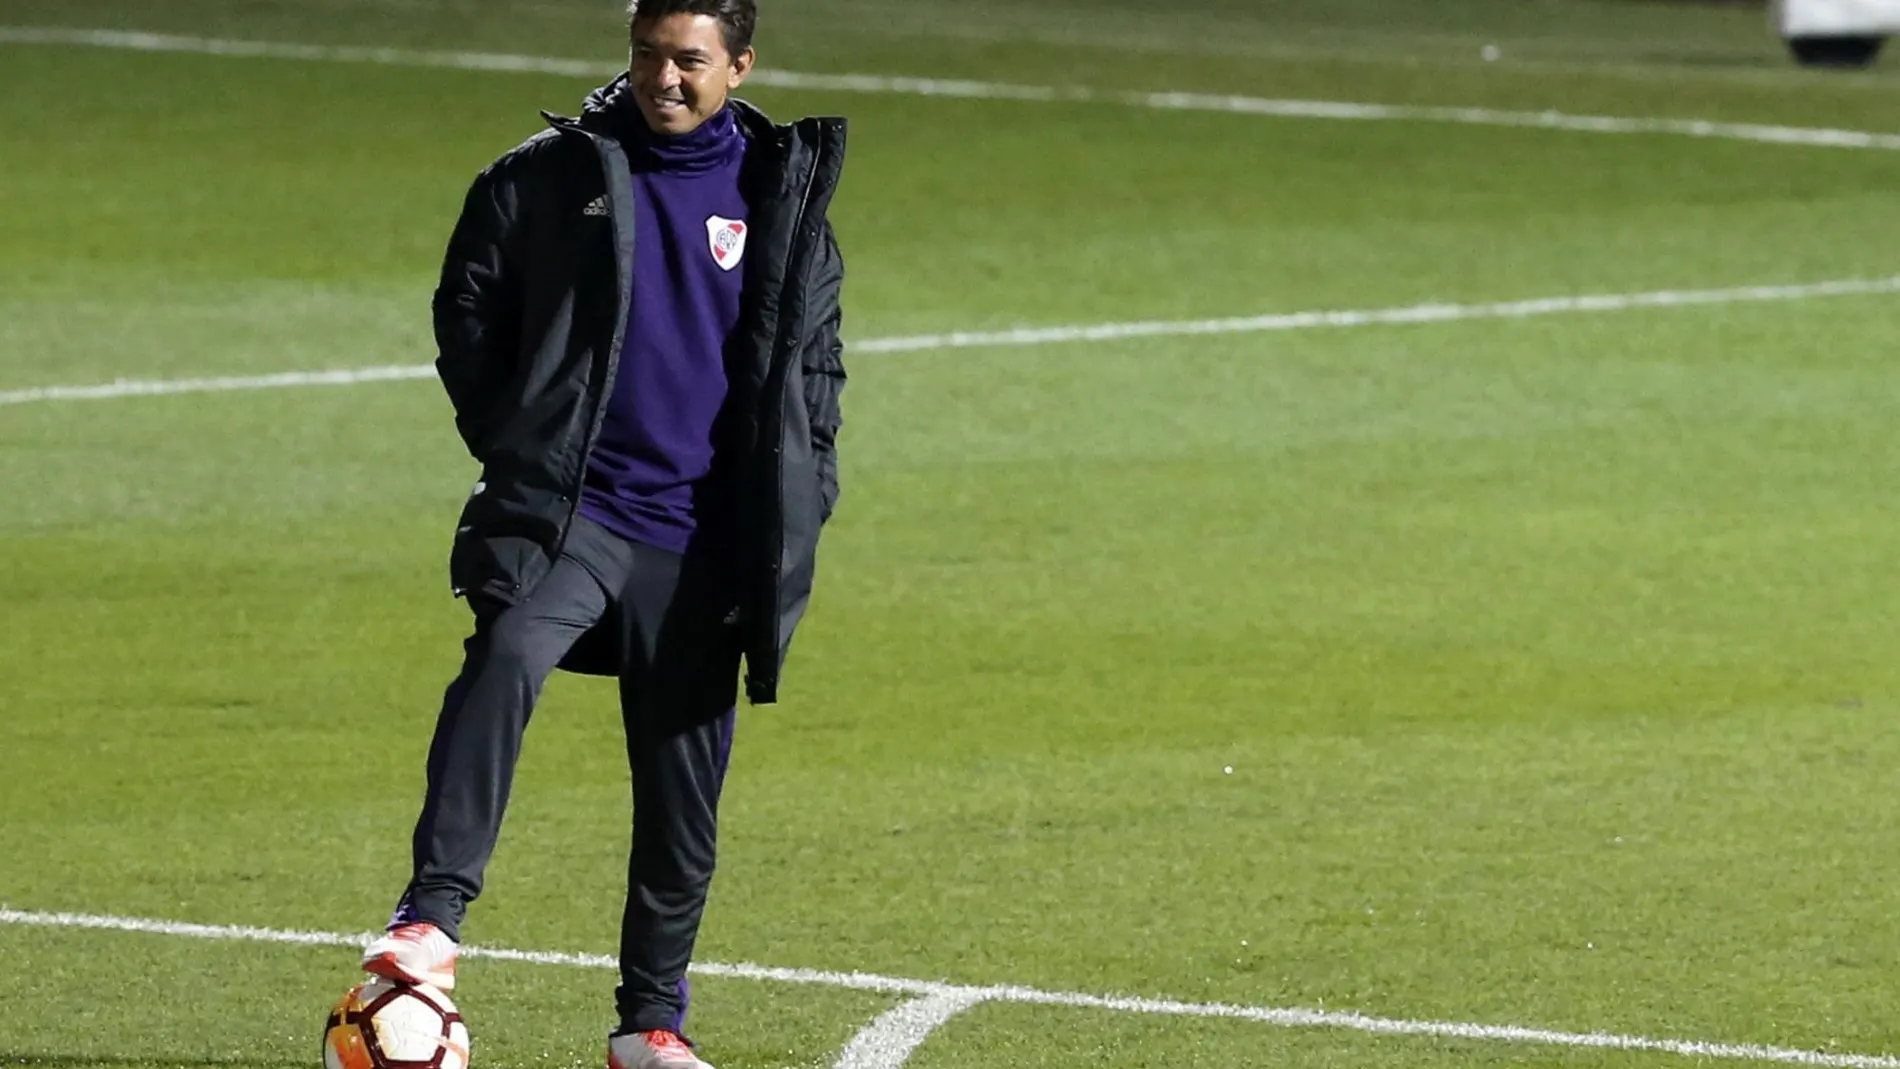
[3,1,1900,1067]
[0,926,892,1068]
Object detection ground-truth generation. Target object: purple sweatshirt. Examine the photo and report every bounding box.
[580,106,749,554]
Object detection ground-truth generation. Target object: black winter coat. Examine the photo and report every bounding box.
[432,79,847,705]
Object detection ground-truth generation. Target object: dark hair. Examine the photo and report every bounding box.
[627,0,757,57]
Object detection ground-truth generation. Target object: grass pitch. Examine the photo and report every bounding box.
[3,2,1899,1067]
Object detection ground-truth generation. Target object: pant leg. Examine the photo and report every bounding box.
[613,541,743,1034]
[397,519,634,940]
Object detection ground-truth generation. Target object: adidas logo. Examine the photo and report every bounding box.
[583,195,609,217]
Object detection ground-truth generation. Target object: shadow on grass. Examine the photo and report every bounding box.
[2,1057,292,1068]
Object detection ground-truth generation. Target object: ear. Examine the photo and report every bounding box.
[728,46,755,89]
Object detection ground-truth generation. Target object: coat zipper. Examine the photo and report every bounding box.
[554,129,636,565]
[764,146,826,618]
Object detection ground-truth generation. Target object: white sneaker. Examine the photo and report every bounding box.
[361,921,458,991]
[607,1030,714,1069]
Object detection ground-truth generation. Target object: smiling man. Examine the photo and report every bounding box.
[353,2,847,1067]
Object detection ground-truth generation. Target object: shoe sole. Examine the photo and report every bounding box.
[362,951,456,991]
[605,1055,712,1069]
[606,1044,713,1069]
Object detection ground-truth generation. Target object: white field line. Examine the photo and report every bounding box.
[0,365,435,405]
[6,26,1900,152]
[3,275,1898,408]
[4,908,1900,1069]
[849,275,1900,354]
[830,993,991,1069]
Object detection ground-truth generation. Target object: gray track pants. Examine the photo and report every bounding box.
[395,515,741,1034]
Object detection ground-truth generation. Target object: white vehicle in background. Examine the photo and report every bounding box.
[1776,0,1900,67]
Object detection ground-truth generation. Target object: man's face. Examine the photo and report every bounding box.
[629,13,754,136]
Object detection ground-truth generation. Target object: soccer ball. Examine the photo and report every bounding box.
[323,978,471,1069]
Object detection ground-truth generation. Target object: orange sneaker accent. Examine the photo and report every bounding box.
[642,1032,694,1057]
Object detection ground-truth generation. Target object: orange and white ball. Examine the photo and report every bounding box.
[323,978,470,1069]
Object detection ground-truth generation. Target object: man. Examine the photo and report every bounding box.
[357,2,846,1066]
